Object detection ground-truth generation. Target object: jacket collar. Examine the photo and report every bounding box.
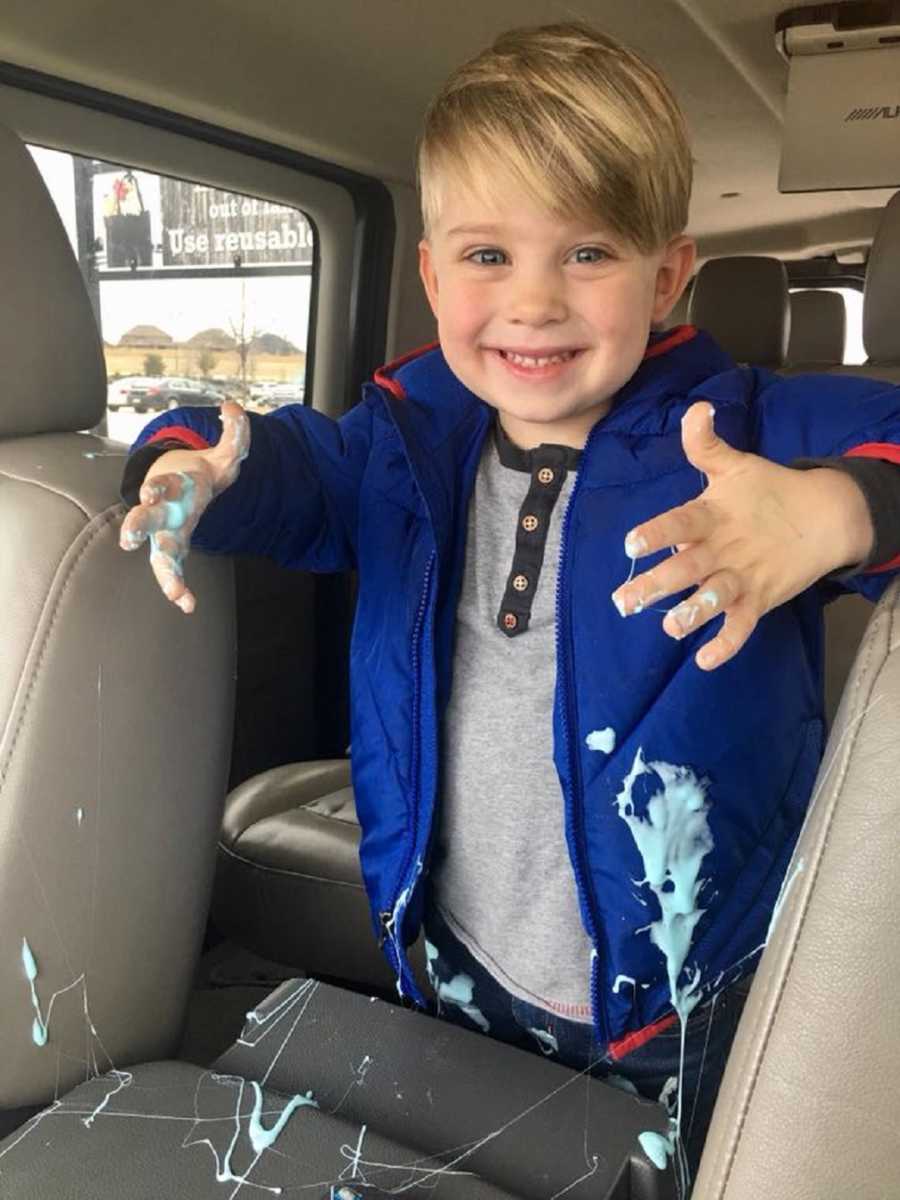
[370,325,744,521]
[374,326,736,443]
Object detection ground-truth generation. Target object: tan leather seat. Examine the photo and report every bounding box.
[212,758,397,987]
[694,193,900,1196]
[694,577,900,1198]
[214,750,432,987]
[0,122,237,1114]
[787,288,846,365]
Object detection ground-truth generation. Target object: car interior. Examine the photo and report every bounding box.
[0,2,899,1198]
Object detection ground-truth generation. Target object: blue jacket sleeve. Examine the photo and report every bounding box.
[750,368,900,601]
[129,398,381,572]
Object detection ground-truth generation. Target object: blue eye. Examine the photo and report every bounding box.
[572,246,608,264]
[467,248,507,266]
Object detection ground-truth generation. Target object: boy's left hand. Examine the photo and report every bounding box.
[610,402,874,671]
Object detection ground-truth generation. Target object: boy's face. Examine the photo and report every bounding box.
[418,178,696,448]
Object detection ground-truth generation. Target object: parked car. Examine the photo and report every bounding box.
[106,375,156,410]
[108,376,224,412]
[264,379,305,406]
[248,380,278,401]
[141,377,226,410]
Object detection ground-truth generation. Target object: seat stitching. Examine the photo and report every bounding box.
[225,801,358,842]
[0,468,92,518]
[713,593,891,1195]
[0,505,122,801]
[287,804,357,828]
[218,842,366,888]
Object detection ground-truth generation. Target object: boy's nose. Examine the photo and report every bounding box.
[507,276,568,325]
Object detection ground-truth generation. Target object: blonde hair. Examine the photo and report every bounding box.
[417,22,692,253]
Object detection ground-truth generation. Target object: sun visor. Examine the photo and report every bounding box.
[778,3,900,191]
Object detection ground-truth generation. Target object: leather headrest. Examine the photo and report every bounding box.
[864,190,900,363]
[788,289,846,364]
[688,256,789,368]
[0,123,106,437]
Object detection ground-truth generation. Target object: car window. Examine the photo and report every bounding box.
[28,144,314,444]
[824,286,865,365]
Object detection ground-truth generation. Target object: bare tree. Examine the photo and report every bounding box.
[229,279,261,388]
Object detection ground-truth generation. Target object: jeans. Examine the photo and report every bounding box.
[423,904,749,1189]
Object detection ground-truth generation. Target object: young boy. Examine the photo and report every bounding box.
[119,22,900,1183]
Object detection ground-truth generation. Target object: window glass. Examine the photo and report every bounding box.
[825,287,865,365]
[28,146,314,444]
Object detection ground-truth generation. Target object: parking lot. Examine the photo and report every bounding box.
[106,407,153,446]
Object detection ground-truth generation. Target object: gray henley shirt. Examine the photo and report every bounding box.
[431,426,595,1021]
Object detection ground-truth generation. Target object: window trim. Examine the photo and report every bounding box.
[0,60,395,418]
[785,257,864,292]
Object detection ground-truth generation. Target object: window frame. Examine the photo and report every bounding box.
[784,257,864,294]
[0,60,395,420]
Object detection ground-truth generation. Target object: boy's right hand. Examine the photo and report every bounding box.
[119,402,250,614]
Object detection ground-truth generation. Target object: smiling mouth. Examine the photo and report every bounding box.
[496,349,582,368]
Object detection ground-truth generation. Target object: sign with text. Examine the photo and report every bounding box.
[160,179,313,267]
[94,168,313,269]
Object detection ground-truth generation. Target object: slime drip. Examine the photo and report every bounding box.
[248,1082,317,1154]
[614,748,714,1181]
[21,938,47,1046]
[384,858,423,1000]
[527,1027,559,1055]
[185,1072,317,1194]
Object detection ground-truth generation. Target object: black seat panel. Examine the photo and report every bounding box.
[0,980,675,1199]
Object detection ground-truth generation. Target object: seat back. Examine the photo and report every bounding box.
[688,256,790,367]
[0,123,236,1109]
[787,288,845,366]
[823,593,873,724]
[696,198,900,1193]
[815,190,900,384]
[695,578,900,1198]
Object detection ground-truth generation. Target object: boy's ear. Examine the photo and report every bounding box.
[651,235,697,324]
[418,238,440,319]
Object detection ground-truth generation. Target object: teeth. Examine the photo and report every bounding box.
[502,350,575,368]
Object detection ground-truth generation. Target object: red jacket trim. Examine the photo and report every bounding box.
[844,441,900,466]
[146,426,211,451]
[607,1011,679,1060]
[372,329,694,400]
[643,324,698,360]
[843,442,900,574]
[373,341,441,400]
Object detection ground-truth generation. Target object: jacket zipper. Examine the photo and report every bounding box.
[382,549,436,1002]
[555,425,610,1047]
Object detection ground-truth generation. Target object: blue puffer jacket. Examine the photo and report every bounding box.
[133,327,900,1050]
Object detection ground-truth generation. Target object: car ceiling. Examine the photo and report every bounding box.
[0,0,895,259]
